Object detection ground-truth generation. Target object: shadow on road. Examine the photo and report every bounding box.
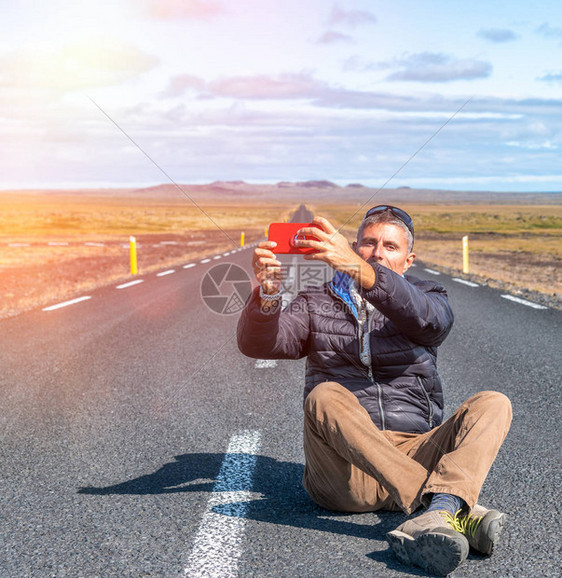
[78,453,407,538]
[79,452,428,575]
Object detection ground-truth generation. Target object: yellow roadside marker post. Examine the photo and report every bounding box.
[240,232,245,248]
[462,235,469,274]
[265,227,268,239]
[130,236,138,275]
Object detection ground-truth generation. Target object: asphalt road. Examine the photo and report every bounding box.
[0,206,560,577]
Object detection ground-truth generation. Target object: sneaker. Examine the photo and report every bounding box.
[454,504,506,556]
[386,510,469,576]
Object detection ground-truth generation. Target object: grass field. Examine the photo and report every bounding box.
[0,192,560,317]
[0,193,292,238]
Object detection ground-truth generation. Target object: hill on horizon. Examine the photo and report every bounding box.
[1,181,561,205]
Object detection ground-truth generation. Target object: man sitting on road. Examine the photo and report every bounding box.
[237,205,512,576]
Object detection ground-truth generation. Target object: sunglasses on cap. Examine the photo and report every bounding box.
[363,205,414,237]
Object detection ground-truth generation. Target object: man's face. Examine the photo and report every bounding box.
[352,222,415,275]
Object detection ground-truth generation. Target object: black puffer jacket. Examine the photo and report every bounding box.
[237,263,454,433]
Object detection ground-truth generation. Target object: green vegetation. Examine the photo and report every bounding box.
[321,203,562,244]
[413,210,562,235]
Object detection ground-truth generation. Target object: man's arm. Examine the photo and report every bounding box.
[359,263,454,347]
[237,240,311,359]
[237,287,310,359]
[296,217,377,290]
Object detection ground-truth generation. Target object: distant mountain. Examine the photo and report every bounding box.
[295,180,338,188]
[210,180,247,187]
[11,181,561,207]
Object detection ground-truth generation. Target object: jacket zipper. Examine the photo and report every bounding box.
[329,283,386,430]
[368,366,386,430]
[417,376,434,428]
[359,291,386,430]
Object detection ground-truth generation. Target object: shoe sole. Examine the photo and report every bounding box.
[470,511,505,555]
[387,528,469,577]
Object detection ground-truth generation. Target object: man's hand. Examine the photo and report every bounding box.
[295,217,376,289]
[252,240,283,295]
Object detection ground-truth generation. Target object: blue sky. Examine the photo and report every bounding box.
[1,0,561,191]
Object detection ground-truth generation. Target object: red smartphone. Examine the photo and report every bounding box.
[268,222,321,254]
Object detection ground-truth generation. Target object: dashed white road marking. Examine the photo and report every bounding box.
[213,255,222,260]
[201,258,211,264]
[254,359,277,369]
[48,242,69,246]
[183,431,261,578]
[223,252,231,256]
[183,263,196,269]
[84,242,105,247]
[156,269,176,277]
[501,295,547,310]
[160,241,179,245]
[8,243,30,247]
[452,278,480,287]
[43,296,92,311]
[116,280,144,289]
[424,268,441,275]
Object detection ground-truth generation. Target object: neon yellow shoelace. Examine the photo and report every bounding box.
[439,510,460,530]
[448,510,483,537]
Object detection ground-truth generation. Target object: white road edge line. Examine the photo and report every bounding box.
[116,280,144,289]
[423,268,441,275]
[501,294,547,310]
[452,278,480,287]
[255,359,277,369]
[183,263,196,269]
[43,296,92,311]
[183,430,261,578]
[156,269,176,277]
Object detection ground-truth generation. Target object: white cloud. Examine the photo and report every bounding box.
[163,75,208,97]
[344,52,492,83]
[387,52,492,83]
[317,31,354,44]
[536,22,562,39]
[144,0,224,20]
[477,28,518,43]
[328,4,377,28]
[164,72,330,100]
[506,140,557,150]
[537,72,562,83]
[160,71,562,122]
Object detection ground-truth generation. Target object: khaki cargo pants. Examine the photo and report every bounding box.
[302,382,512,515]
